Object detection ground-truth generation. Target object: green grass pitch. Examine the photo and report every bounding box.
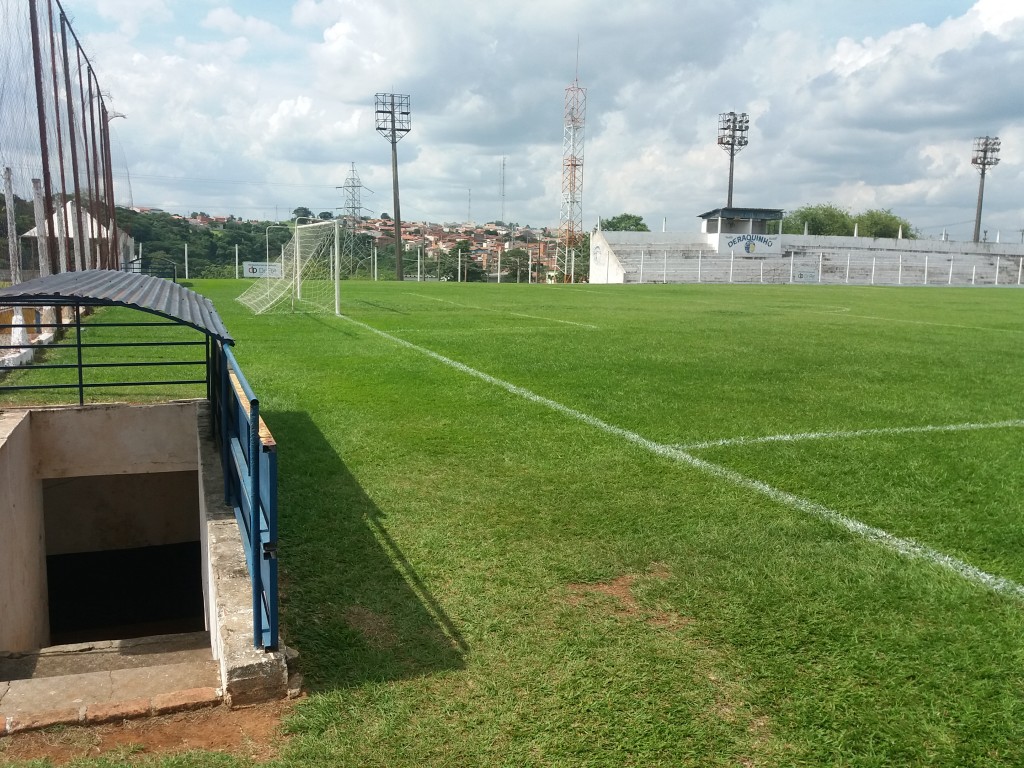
[7,280,1024,766]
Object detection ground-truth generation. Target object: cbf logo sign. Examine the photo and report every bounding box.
[725,234,779,254]
[243,261,284,278]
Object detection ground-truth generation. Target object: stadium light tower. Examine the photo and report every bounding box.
[717,112,749,208]
[971,135,1000,243]
[375,93,411,280]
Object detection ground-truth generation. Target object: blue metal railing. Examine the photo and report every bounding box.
[216,344,278,651]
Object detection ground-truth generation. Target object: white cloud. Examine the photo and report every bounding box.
[53,0,1024,239]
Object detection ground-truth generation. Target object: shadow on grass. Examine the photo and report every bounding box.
[268,410,466,691]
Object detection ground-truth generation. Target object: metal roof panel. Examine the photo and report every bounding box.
[0,270,234,343]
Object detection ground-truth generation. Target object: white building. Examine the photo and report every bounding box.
[590,207,1024,287]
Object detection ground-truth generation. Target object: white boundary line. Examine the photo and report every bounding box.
[341,314,1024,601]
[811,311,1024,334]
[676,420,1024,451]
[405,292,598,329]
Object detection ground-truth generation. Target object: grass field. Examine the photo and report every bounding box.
[5,280,1024,766]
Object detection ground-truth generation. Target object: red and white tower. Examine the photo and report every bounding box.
[557,75,586,282]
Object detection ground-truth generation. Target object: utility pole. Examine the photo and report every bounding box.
[375,93,411,280]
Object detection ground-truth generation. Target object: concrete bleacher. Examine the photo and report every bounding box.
[592,231,1024,287]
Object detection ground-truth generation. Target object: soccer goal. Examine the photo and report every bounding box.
[238,220,342,315]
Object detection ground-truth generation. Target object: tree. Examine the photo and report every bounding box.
[317,211,333,220]
[782,204,854,236]
[600,213,649,232]
[854,208,916,239]
[380,212,392,221]
[292,206,313,220]
[573,232,590,282]
[440,239,485,282]
[501,248,530,282]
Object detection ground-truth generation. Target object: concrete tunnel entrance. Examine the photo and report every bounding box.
[0,274,291,730]
[43,471,206,645]
[0,403,211,652]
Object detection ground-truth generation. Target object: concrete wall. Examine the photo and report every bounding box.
[0,402,201,653]
[0,411,49,652]
[43,471,200,555]
[31,402,198,479]
[589,230,626,284]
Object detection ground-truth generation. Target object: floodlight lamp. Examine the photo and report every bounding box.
[971,135,1001,170]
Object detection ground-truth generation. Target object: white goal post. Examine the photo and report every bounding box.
[237,220,342,315]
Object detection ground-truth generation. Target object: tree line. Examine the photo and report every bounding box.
[599,206,916,239]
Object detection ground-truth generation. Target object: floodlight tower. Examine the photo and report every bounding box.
[557,77,586,282]
[717,112,749,208]
[375,93,411,280]
[971,135,1000,243]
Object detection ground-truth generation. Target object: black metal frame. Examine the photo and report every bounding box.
[0,302,208,405]
[126,256,178,282]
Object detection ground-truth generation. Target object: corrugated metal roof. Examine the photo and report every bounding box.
[698,207,784,220]
[0,270,233,343]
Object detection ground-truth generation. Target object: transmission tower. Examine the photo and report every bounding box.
[557,76,586,282]
[971,135,1000,243]
[339,162,363,274]
[375,93,411,280]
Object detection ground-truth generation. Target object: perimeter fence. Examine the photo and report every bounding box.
[611,249,1024,287]
[0,0,129,282]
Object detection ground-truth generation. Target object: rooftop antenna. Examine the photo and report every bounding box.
[500,156,506,225]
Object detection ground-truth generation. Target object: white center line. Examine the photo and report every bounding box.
[675,420,1024,451]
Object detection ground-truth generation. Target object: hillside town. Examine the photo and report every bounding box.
[131,207,565,278]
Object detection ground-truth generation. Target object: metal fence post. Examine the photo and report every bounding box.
[248,396,262,647]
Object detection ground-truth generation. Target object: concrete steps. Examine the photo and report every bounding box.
[0,632,221,734]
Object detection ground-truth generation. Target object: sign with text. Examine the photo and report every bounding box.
[243,261,283,278]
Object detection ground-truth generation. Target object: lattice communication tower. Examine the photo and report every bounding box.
[556,77,586,282]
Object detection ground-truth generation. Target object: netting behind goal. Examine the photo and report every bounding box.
[238,220,340,315]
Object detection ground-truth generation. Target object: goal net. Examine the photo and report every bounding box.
[237,220,341,315]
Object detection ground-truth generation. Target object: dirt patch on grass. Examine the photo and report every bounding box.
[345,604,399,649]
[565,564,782,764]
[566,562,690,630]
[0,699,295,765]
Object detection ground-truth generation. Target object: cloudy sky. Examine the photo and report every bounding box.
[62,0,1024,240]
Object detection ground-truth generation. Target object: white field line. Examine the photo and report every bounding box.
[405,292,598,328]
[811,311,1024,334]
[340,314,1024,601]
[676,420,1024,451]
[385,327,571,335]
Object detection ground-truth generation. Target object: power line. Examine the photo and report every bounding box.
[110,171,342,190]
